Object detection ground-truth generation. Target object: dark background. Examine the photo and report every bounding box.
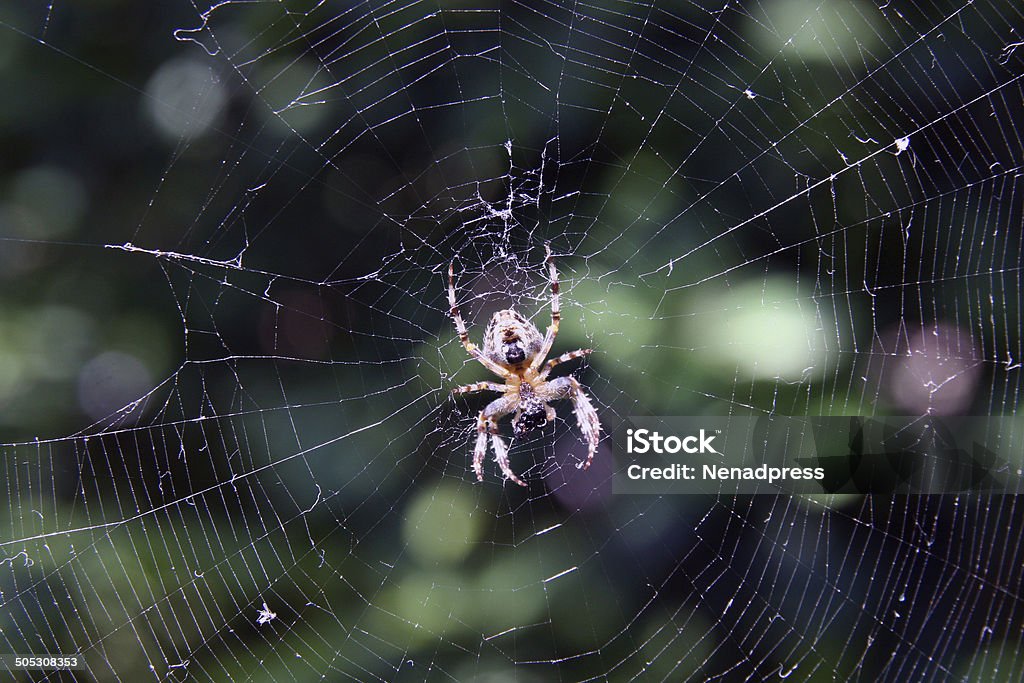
[1,1,1022,681]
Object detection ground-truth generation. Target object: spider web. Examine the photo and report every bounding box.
[2,0,1024,680]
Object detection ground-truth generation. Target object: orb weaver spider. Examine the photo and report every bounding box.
[448,245,600,486]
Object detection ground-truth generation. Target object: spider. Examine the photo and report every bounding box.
[448,244,601,486]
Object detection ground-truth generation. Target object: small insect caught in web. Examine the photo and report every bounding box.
[447,244,600,486]
[256,602,277,626]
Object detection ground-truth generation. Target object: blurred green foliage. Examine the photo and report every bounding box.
[2,0,1022,681]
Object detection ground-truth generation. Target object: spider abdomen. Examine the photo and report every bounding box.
[513,394,548,437]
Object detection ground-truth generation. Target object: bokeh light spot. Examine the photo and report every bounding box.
[145,58,227,140]
[885,323,982,414]
[690,277,838,381]
[8,165,87,238]
[403,482,482,566]
[77,351,153,422]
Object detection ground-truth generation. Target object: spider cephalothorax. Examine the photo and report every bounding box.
[448,245,601,486]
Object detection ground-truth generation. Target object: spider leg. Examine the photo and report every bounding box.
[491,432,527,487]
[473,413,490,482]
[453,381,506,396]
[541,348,592,379]
[529,243,561,372]
[473,394,518,483]
[538,376,601,471]
[449,262,513,379]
